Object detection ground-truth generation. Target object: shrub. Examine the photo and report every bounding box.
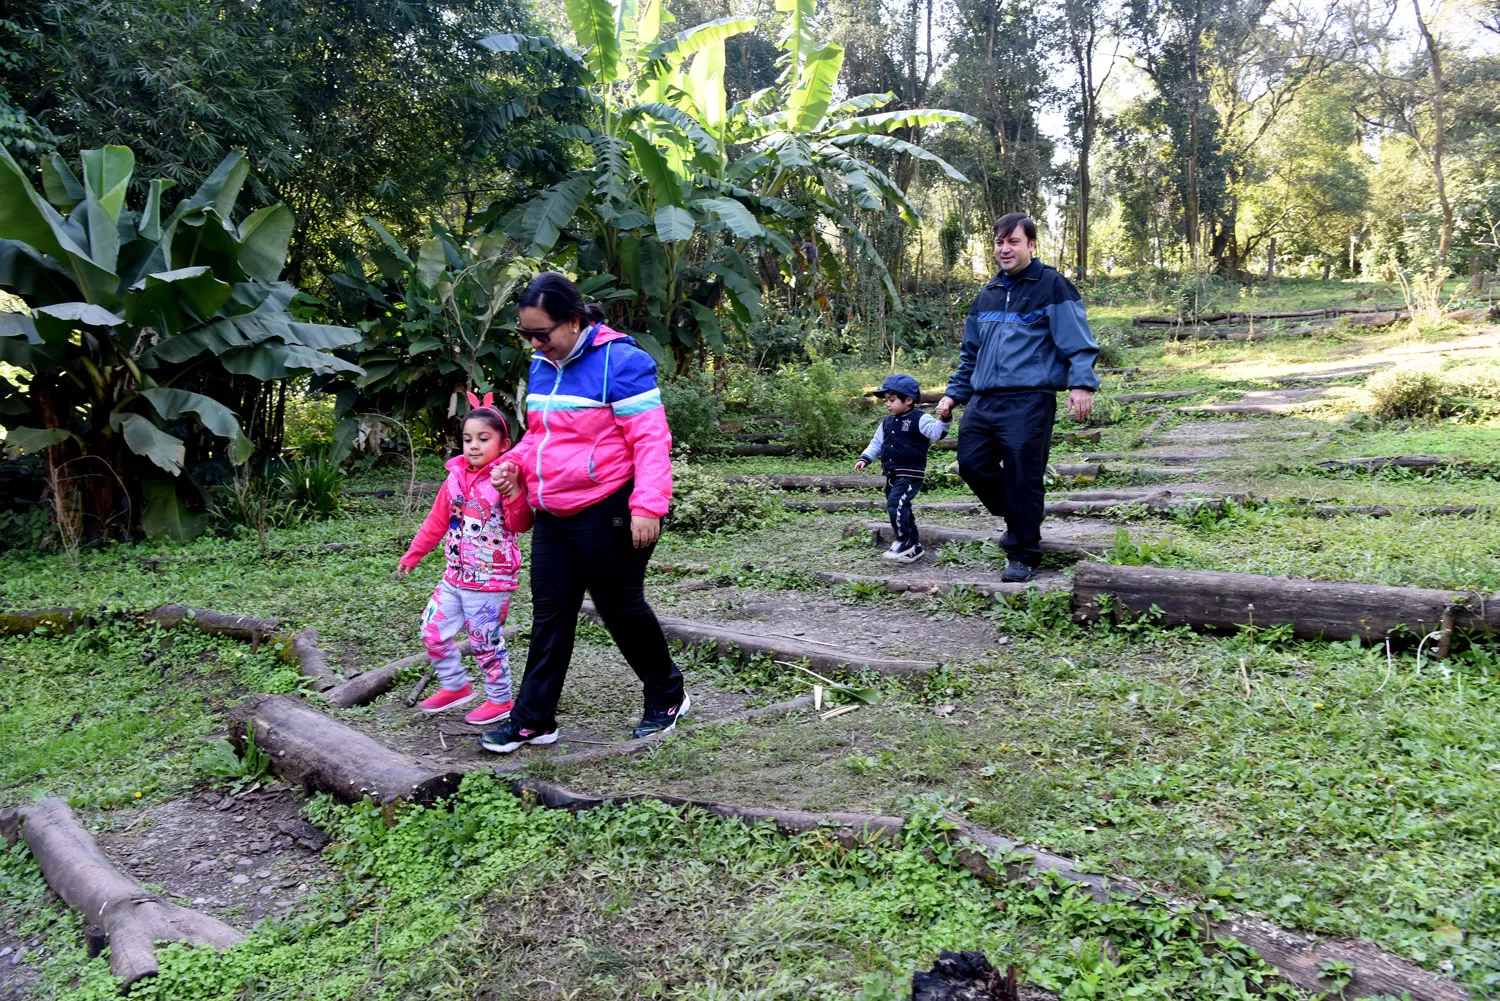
[666,465,780,535]
[1365,364,1452,420]
[661,373,724,454]
[1093,325,1130,368]
[781,360,853,457]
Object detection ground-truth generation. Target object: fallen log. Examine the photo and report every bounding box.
[0,798,243,989]
[227,694,462,804]
[1113,390,1199,404]
[143,604,283,641]
[788,495,1184,518]
[1132,302,1410,326]
[1307,503,1493,518]
[1313,455,1453,473]
[323,629,518,709]
[713,443,796,457]
[493,694,818,774]
[500,780,1465,1001]
[580,600,936,676]
[0,606,85,636]
[725,467,1100,492]
[814,571,1060,598]
[1072,562,1499,641]
[285,627,339,692]
[849,520,1108,560]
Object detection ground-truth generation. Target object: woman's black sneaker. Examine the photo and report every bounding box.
[633,693,691,739]
[478,719,559,754]
[1001,561,1038,583]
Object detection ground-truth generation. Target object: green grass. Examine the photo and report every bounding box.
[1,774,1318,1001]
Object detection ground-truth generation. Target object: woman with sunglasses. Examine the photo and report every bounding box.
[478,272,687,753]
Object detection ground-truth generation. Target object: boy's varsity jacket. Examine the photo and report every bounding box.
[504,322,673,519]
[401,455,535,591]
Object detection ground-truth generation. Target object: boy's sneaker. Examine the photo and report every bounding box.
[633,693,691,739]
[418,683,475,714]
[880,541,904,559]
[890,543,925,564]
[478,719,559,754]
[464,699,513,726]
[1001,561,1038,583]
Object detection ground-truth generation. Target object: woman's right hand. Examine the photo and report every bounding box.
[491,461,522,499]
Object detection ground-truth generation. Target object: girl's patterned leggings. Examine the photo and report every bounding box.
[420,580,513,703]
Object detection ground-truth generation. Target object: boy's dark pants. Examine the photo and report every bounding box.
[512,482,684,731]
[885,475,922,549]
[956,390,1057,567]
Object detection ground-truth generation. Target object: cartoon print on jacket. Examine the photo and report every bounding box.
[401,454,534,592]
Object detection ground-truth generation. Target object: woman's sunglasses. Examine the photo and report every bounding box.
[517,319,567,345]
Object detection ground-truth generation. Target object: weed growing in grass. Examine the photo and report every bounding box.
[981,588,1076,638]
[1107,528,1177,566]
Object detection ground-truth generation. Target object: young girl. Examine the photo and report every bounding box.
[398,393,533,725]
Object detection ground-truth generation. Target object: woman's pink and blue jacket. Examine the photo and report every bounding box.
[401,455,535,591]
[505,322,673,519]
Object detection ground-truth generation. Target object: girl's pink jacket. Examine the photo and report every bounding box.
[504,323,673,519]
[400,455,534,591]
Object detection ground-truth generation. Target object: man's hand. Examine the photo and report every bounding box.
[935,395,957,421]
[1067,388,1094,422]
[491,461,522,499]
[854,458,868,472]
[631,516,661,549]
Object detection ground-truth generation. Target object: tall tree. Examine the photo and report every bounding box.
[1058,0,1119,279]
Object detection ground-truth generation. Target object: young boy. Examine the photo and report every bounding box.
[854,374,951,563]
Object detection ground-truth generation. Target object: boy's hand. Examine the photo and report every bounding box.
[935,396,956,420]
[1067,389,1094,422]
[491,461,522,499]
[854,459,868,471]
[397,563,413,577]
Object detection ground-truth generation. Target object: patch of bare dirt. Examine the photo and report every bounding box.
[666,585,1009,663]
[91,786,337,926]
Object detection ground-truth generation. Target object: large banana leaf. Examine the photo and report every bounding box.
[479,32,589,74]
[827,133,970,182]
[642,16,755,71]
[823,108,976,135]
[685,41,727,129]
[654,205,695,242]
[0,148,117,304]
[518,172,594,254]
[693,197,762,239]
[236,205,295,282]
[776,0,816,77]
[627,133,683,207]
[786,43,843,134]
[111,412,187,476]
[138,387,253,462]
[565,0,620,82]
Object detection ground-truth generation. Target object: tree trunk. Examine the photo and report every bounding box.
[0,798,244,989]
[1267,236,1277,277]
[1413,0,1453,268]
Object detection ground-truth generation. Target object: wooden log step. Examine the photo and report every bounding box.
[1072,563,1500,641]
[787,495,1186,517]
[1306,503,1495,518]
[711,443,797,456]
[814,571,1062,598]
[579,600,936,676]
[1132,302,1409,326]
[324,626,520,708]
[0,798,244,989]
[724,466,1100,493]
[227,694,462,804]
[1313,455,1452,473]
[848,520,1107,560]
[0,607,86,636]
[1112,390,1200,404]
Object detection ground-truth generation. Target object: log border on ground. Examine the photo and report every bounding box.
[849,520,1108,560]
[227,693,462,804]
[0,798,244,989]
[1072,562,1497,641]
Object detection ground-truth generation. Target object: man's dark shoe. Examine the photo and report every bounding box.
[478,719,559,754]
[1001,561,1038,583]
[633,693,691,739]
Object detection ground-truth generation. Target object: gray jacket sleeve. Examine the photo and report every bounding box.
[917,413,950,441]
[859,423,885,463]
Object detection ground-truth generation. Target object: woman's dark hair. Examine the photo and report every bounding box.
[517,272,606,325]
[463,407,510,443]
[993,212,1038,242]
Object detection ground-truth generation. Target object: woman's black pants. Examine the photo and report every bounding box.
[512,482,684,731]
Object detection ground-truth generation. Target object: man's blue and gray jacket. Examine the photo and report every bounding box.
[945,258,1100,402]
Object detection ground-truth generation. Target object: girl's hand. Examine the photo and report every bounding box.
[397,563,413,577]
[491,462,521,499]
[631,516,660,549]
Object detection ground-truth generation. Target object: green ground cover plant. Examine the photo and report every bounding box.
[1,774,1315,1001]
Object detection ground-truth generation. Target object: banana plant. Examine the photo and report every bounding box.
[479,0,974,371]
[0,144,360,540]
[329,217,551,433]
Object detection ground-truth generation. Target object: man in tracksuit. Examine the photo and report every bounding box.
[936,213,1100,583]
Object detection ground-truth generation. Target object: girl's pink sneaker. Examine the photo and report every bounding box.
[418,684,475,714]
[464,700,513,726]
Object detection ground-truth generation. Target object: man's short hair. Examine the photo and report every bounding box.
[993,212,1037,243]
